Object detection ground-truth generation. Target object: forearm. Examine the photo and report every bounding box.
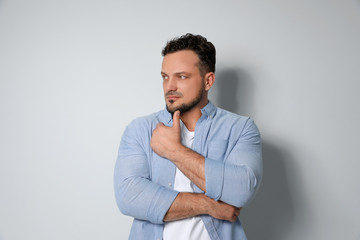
[164,192,240,222]
[164,192,207,221]
[168,145,206,192]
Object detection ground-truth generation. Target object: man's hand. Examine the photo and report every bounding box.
[207,199,241,222]
[150,110,183,159]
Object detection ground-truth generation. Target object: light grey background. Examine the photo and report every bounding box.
[1,0,359,239]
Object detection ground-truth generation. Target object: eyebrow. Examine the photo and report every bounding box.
[161,71,190,75]
[175,72,190,75]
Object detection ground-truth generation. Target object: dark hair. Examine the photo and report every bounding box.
[161,33,216,76]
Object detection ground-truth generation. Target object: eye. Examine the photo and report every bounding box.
[179,75,186,80]
[162,75,169,80]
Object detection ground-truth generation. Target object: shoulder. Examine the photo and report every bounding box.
[120,110,165,146]
[214,107,254,126]
[215,107,249,121]
[214,107,260,137]
[125,109,165,132]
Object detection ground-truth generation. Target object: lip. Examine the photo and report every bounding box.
[167,95,181,100]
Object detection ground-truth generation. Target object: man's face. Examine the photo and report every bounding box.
[161,50,206,114]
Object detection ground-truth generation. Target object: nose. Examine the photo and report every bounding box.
[164,77,177,92]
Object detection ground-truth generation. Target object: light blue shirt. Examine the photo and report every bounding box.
[114,101,262,240]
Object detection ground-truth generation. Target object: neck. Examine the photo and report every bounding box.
[180,97,208,132]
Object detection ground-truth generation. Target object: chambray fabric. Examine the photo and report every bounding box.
[114,101,262,240]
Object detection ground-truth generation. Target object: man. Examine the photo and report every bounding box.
[114,33,262,240]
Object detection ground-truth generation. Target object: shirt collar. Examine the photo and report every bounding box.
[200,101,216,119]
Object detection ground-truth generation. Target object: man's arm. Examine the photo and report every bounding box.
[151,111,262,207]
[163,192,240,222]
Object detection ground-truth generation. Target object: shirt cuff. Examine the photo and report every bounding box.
[204,157,224,200]
[147,187,179,224]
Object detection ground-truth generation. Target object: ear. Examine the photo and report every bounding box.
[204,72,215,91]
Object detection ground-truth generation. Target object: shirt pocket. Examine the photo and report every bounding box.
[206,139,229,160]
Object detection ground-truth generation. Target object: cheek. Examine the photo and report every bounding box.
[184,83,201,96]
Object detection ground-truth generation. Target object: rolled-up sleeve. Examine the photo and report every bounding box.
[205,118,262,207]
[114,120,179,224]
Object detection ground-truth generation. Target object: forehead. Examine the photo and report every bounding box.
[161,50,200,74]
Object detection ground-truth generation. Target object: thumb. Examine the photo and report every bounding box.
[172,110,181,130]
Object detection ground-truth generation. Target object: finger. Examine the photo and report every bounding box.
[172,110,181,130]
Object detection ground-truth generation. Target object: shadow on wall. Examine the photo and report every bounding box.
[241,143,295,240]
[212,69,294,240]
[212,69,255,117]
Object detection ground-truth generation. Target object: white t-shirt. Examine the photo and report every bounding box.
[163,121,211,240]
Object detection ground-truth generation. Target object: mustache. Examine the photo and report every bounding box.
[165,91,183,97]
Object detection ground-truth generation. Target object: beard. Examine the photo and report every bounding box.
[166,83,206,115]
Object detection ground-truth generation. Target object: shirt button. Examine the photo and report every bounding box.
[168,182,172,187]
